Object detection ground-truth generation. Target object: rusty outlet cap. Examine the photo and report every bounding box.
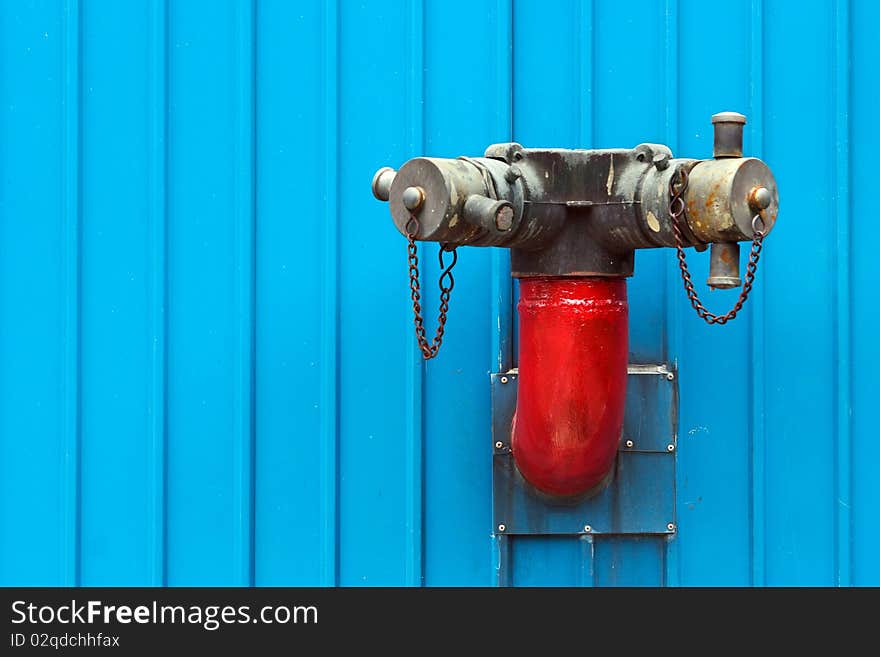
[711,111,747,125]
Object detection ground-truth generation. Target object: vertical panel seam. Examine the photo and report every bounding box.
[404,0,425,588]
[61,0,82,587]
[577,0,594,148]
[320,0,340,587]
[833,0,852,587]
[489,0,514,586]
[489,0,513,375]
[233,0,257,586]
[748,0,767,587]
[148,0,169,587]
[663,0,680,589]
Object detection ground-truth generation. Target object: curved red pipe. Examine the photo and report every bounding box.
[511,277,629,498]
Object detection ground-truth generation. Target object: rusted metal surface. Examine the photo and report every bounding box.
[670,169,766,325]
[707,242,742,289]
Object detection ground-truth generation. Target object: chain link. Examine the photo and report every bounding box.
[405,213,457,359]
[669,167,766,325]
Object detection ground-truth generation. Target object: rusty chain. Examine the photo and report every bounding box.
[669,167,765,325]
[405,213,457,359]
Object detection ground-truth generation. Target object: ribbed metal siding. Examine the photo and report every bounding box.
[0,0,874,586]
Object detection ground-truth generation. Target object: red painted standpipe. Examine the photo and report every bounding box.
[511,277,629,498]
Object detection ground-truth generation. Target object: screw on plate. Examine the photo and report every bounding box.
[500,376,509,384]
[624,439,634,449]
[497,524,506,533]
[667,444,675,452]
[583,525,592,533]
[666,372,675,381]
[667,523,676,532]
[495,441,503,449]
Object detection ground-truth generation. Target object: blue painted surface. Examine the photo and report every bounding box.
[0,0,874,586]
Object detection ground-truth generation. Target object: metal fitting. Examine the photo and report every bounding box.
[749,186,773,210]
[667,523,676,532]
[462,195,515,232]
[667,444,675,452]
[583,525,592,533]
[500,376,509,384]
[402,186,425,212]
[371,167,396,201]
[625,439,634,449]
[711,111,746,158]
[495,441,503,449]
[497,524,506,533]
[707,242,742,290]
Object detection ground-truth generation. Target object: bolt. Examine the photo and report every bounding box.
[749,186,772,210]
[500,376,509,384]
[625,439,634,449]
[495,441,503,449]
[495,204,514,231]
[402,186,425,212]
[497,524,506,533]
[666,372,675,381]
[667,523,676,532]
[504,165,522,183]
[652,152,670,171]
[667,444,675,452]
[583,525,592,533]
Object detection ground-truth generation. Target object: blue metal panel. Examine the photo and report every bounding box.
[0,0,876,587]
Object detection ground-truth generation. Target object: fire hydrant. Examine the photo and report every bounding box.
[372,112,778,498]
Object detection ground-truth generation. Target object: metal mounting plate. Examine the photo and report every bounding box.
[491,365,677,536]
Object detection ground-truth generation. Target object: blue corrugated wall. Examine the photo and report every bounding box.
[0,0,876,586]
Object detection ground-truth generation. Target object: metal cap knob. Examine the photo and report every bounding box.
[711,111,747,158]
[371,167,396,201]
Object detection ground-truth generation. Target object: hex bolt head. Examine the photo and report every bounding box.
[402,186,426,212]
[625,439,634,449]
[495,441,503,449]
[750,186,773,210]
[583,525,592,533]
[497,524,506,533]
[500,376,509,384]
[667,523,676,532]
[667,444,675,452]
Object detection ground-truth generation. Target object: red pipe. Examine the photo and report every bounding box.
[511,277,629,497]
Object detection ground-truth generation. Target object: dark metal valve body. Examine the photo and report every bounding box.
[374,123,778,279]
